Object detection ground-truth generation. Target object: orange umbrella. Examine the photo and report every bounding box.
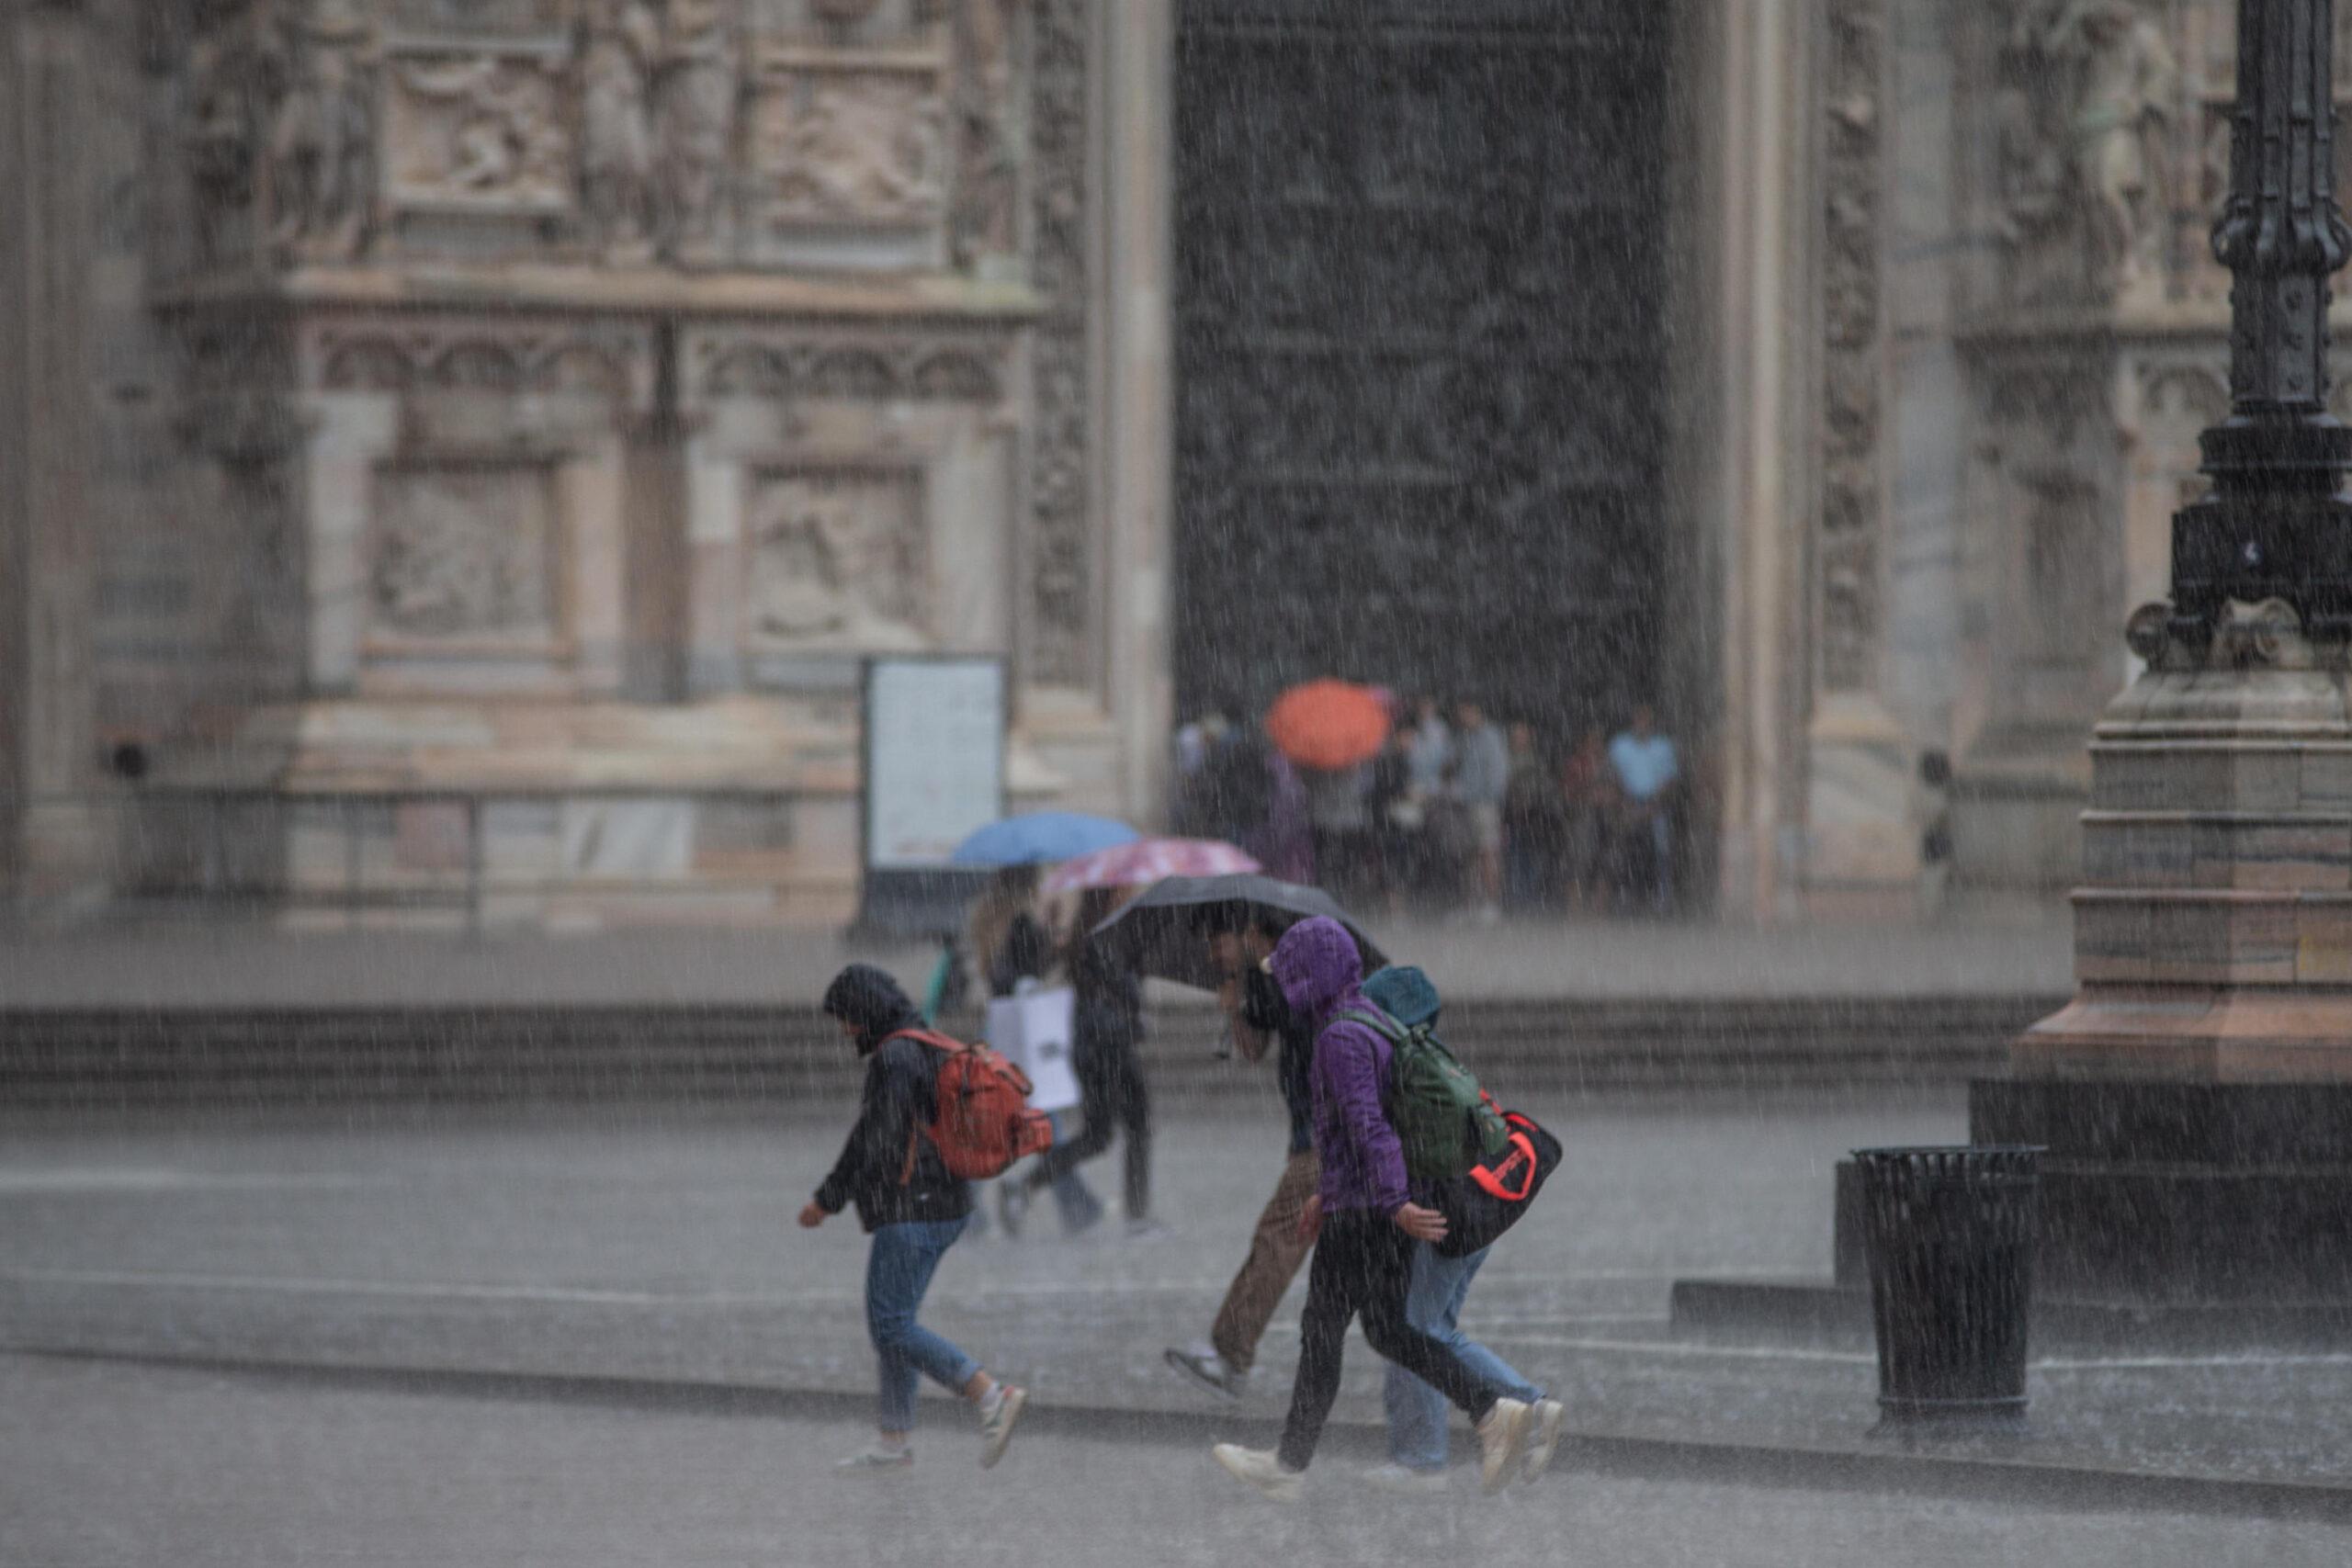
[1264,680,1392,770]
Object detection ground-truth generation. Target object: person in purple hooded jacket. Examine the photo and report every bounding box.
[1210,918,1532,1502]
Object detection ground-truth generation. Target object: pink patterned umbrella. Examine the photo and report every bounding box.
[1040,837,1261,893]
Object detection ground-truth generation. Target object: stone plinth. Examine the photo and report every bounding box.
[1985,600,2352,1309]
[2014,601,2352,1080]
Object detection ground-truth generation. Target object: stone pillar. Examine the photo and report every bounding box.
[0,0,101,904]
[1100,0,1174,828]
[1695,0,1813,921]
[1800,0,1921,917]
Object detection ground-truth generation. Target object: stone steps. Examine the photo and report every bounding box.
[0,995,2061,1112]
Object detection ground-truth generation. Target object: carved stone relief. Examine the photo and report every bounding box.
[687,329,1006,405]
[389,0,570,36]
[950,0,1020,266]
[750,68,947,224]
[578,1,662,254]
[654,0,740,258]
[741,468,930,650]
[173,0,1036,277]
[386,52,572,210]
[307,319,650,403]
[368,462,560,643]
[1024,0,1089,685]
[263,1,380,258]
[1962,352,2117,733]
[1982,0,2177,310]
[1818,0,1886,697]
[182,15,272,267]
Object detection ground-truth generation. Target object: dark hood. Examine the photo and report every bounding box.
[821,963,923,1055]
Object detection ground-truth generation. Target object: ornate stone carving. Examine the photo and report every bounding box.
[387,53,571,209]
[306,320,650,403]
[654,0,740,258]
[742,468,929,650]
[687,331,1005,402]
[369,463,558,641]
[579,1,662,255]
[183,15,271,267]
[751,69,947,224]
[1818,0,1886,696]
[1024,0,1089,684]
[951,0,1021,267]
[2053,1,2177,296]
[1984,0,2177,307]
[264,1,379,259]
[390,0,569,35]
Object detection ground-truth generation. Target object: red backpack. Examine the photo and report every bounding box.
[888,1028,1054,1181]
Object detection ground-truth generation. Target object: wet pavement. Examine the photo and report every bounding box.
[8,1349,2346,1568]
[6,1097,2352,1500]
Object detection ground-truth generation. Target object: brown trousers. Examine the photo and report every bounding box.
[1209,1148,1321,1373]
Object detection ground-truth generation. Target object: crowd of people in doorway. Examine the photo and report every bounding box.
[1174,694,1687,923]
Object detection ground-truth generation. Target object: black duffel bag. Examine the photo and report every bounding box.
[1430,1110,1562,1258]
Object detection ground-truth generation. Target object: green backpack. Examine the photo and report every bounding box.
[1335,1007,1512,1184]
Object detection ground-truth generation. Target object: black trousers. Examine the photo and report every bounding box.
[1025,1043,1150,1220]
[1278,1211,1502,1472]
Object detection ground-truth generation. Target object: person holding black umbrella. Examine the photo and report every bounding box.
[1164,901,1320,1399]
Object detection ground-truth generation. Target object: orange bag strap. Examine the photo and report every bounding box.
[1468,1130,1539,1202]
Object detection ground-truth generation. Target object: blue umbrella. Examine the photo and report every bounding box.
[952,811,1139,867]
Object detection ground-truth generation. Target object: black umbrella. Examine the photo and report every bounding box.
[1089,874,1387,991]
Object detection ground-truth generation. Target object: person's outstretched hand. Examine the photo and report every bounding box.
[1296,1192,1324,1244]
[1392,1202,1448,1243]
[797,1201,828,1229]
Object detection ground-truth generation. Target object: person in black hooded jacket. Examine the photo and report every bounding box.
[799,963,1028,1474]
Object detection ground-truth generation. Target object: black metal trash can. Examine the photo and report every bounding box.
[1852,1145,2042,1425]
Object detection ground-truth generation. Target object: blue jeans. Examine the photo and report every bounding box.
[1384,1241,1544,1471]
[865,1216,980,1433]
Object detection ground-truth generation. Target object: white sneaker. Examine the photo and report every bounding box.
[1475,1398,1532,1495]
[834,1446,912,1476]
[1164,1343,1244,1400]
[1212,1443,1303,1504]
[978,1384,1027,1469]
[1522,1398,1566,1483]
[1360,1461,1448,1495]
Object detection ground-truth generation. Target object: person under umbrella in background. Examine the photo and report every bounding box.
[800,964,1027,1474]
[969,866,1103,1236]
[1211,918,1532,1503]
[1164,902,1321,1399]
[1003,887,1157,1236]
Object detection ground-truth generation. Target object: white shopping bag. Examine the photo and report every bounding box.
[986,986,1081,1112]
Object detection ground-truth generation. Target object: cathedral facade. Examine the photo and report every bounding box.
[0,0,2330,924]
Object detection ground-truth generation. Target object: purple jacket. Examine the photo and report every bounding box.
[1269,917,1408,1216]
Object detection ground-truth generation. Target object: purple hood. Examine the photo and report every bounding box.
[1269,916,1365,1025]
[1271,917,1408,1214]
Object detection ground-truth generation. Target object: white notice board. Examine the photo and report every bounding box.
[863,656,1007,870]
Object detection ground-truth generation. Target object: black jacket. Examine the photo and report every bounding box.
[815,964,974,1232]
[813,1034,975,1232]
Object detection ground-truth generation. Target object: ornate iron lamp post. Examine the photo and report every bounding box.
[2169,0,2352,641]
